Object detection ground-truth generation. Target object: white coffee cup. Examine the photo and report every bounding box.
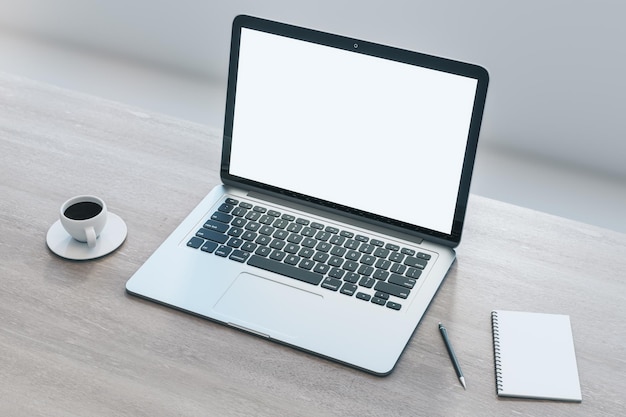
[60,195,108,248]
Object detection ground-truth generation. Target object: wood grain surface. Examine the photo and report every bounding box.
[1,72,625,416]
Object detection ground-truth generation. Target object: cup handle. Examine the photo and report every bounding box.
[85,226,97,248]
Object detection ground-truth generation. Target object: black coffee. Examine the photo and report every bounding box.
[64,201,103,220]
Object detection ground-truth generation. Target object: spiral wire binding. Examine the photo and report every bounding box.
[491,311,504,392]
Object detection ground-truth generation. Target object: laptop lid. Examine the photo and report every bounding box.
[221,15,488,247]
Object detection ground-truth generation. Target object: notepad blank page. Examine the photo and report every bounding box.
[495,310,582,401]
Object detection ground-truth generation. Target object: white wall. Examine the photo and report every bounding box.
[2,0,625,178]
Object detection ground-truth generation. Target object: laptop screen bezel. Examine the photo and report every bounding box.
[221,15,489,247]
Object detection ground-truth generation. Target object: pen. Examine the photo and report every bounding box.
[439,322,466,389]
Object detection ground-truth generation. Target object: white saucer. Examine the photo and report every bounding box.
[46,212,127,260]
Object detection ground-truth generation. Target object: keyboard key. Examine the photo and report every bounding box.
[359,243,374,254]
[374,281,410,299]
[269,250,286,261]
[373,269,389,281]
[231,217,247,227]
[259,225,274,235]
[404,256,427,269]
[273,219,289,229]
[373,247,390,258]
[227,238,244,248]
[299,259,315,270]
[259,215,274,225]
[284,255,300,265]
[359,276,375,288]
[203,219,229,233]
[312,252,329,263]
[241,231,257,241]
[255,235,271,246]
[240,242,257,252]
[316,242,332,252]
[342,261,359,272]
[269,239,286,250]
[406,268,422,279]
[389,252,404,262]
[343,272,360,283]
[356,292,371,301]
[187,237,204,249]
[247,255,323,285]
[301,237,317,248]
[313,263,330,275]
[229,250,249,263]
[328,256,344,267]
[340,283,357,296]
[386,301,402,311]
[375,259,391,270]
[310,222,324,230]
[232,207,247,217]
[344,239,359,250]
[225,198,239,205]
[345,250,360,261]
[196,228,228,244]
[315,231,331,241]
[218,203,234,213]
[244,222,261,231]
[390,263,407,274]
[360,255,376,265]
[286,223,302,233]
[321,277,342,291]
[211,212,233,224]
[298,248,314,258]
[215,245,232,257]
[371,297,386,306]
[201,241,218,253]
[284,243,299,254]
[389,274,417,289]
[227,227,244,237]
[375,291,389,300]
[417,252,431,260]
[255,246,271,257]
[245,211,261,221]
[329,268,345,279]
[287,233,303,244]
[301,227,316,237]
[357,265,374,276]
[330,246,347,257]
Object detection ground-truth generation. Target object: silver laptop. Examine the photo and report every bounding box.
[126,15,489,375]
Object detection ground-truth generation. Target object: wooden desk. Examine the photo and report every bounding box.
[1,72,624,416]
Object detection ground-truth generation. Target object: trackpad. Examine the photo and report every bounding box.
[213,272,323,340]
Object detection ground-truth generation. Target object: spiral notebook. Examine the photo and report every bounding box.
[491,310,582,402]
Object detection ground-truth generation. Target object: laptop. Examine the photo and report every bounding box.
[126,15,489,375]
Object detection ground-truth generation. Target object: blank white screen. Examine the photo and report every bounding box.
[229,29,478,234]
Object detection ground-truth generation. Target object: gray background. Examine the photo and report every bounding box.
[1,0,624,231]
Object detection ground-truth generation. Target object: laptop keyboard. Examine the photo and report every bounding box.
[186,197,432,312]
